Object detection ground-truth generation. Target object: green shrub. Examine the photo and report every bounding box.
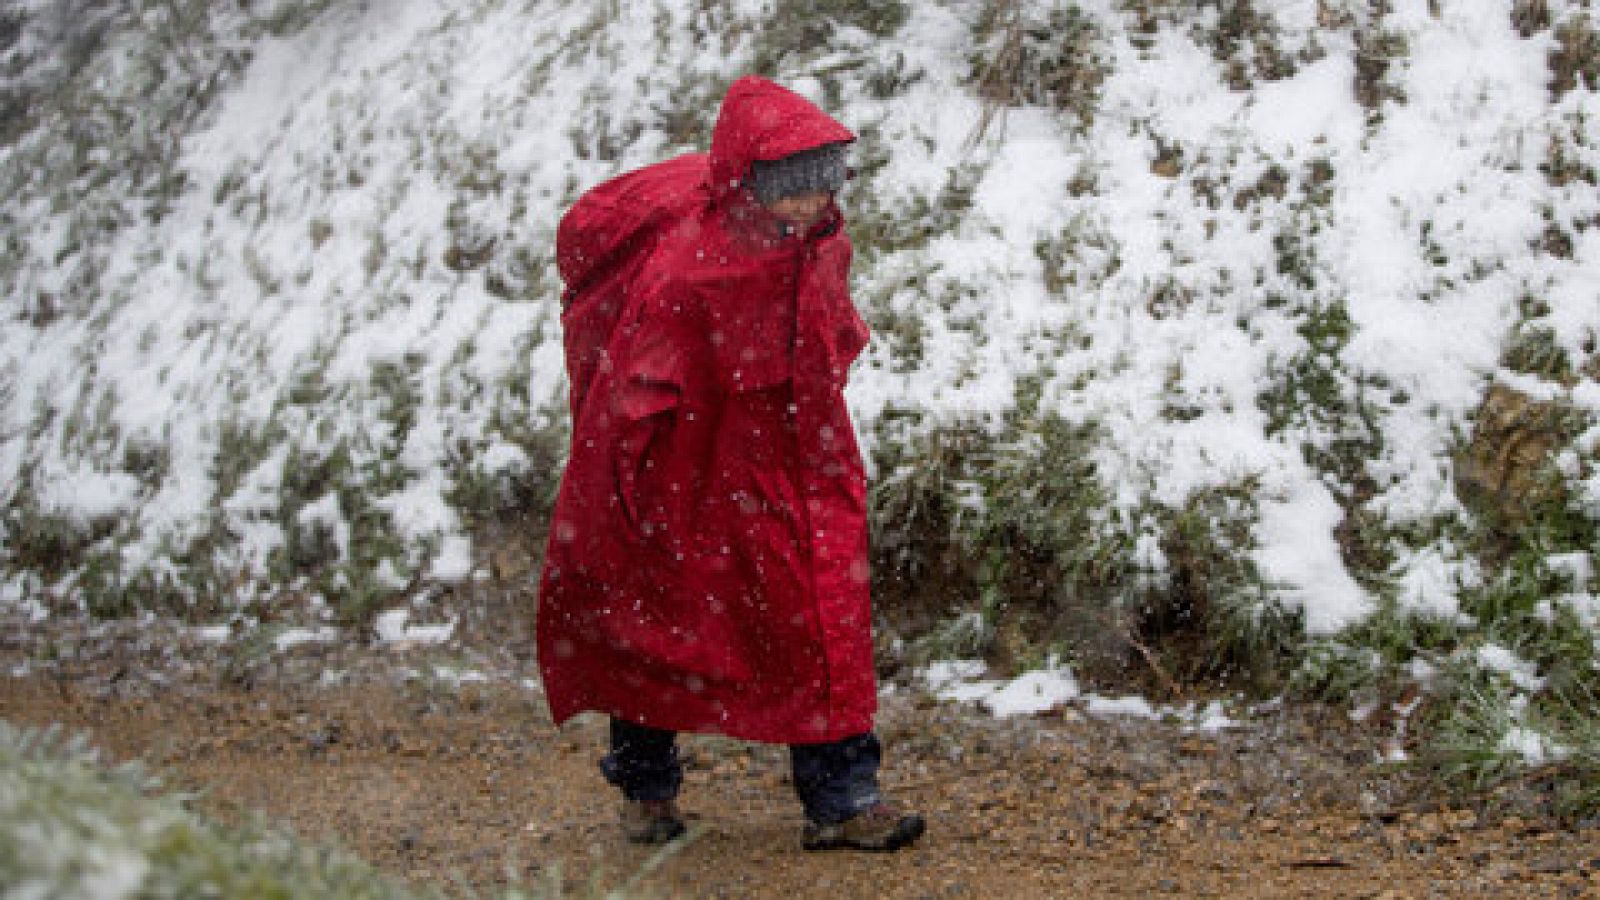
[969,0,1109,133]
[1419,660,1600,820]
[1289,638,1383,704]
[1151,485,1299,687]
[871,409,1286,690]
[2,503,99,580]
[751,0,909,75]
[0,722,428,900]
[870,418,988,631]
[0,720,671,898]
[847,148,984,270]
[1291,401,1599,815]
[1257,296,1390,587]
[267,437,410,626]
[1353,15,1408,116]
[446,427,567,527]
[1421,670,1531,793]
[1550,12,1600,98]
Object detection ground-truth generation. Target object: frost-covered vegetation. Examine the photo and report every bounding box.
[3,0,1599,806]
[0,720,662,898]
[0,721,428,898]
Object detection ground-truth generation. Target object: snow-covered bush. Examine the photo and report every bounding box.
[968,0,1109,132]
[0,721,426,899]
[0,719,662,898]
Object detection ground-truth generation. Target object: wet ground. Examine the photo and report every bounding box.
[4,611,1599,898]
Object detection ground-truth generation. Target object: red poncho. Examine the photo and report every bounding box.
[537,77,876,744]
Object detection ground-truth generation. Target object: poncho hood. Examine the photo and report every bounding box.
[708,75,855,204]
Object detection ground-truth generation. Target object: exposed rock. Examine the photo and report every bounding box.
[1455,383,1568,525]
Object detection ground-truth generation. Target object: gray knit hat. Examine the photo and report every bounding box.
[747,142,850,205]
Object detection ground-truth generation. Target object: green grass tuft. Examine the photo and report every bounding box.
[0,721,430,899]
[0,721,663,899]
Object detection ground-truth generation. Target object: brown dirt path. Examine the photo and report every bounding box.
[4,662,1599,899]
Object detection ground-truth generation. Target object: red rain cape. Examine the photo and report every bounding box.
[537,76,875,743]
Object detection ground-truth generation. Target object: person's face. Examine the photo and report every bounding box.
[765,190,832,230]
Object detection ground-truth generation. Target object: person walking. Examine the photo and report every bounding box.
[538,75,924,853]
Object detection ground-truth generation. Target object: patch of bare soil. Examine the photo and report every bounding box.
[3,613,1599,898]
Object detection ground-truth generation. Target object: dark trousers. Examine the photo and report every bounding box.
[601,718,883,825]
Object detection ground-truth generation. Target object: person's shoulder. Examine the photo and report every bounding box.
[628,233,710,320]
[645,211,744,283]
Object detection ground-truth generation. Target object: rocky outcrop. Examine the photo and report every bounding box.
[1455,384,1570,526]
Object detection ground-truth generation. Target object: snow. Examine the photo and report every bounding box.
[190,625,232,644]
[1,0,1598,714]
[424,665,489,687]
[34,469,144,526]
[1185,701,1241,735]
[1393,544,1480,620]
[1256,478,1372,634]
[1500,726,1566,766]
[1547,552,1594,588]
[1,576,46,624]
[1476,643,1547,693]
[981,667,1083,718]
[373,608,456,645]
[922,660,1243,731]
[1084,695,1159,719]
[428,535,474,584]
[77,848,150,900]
[1559,593,1600,632]
[272,627,339,652]
[922,660,1080,717]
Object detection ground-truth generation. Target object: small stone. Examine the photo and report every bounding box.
[1531,855,1574,875]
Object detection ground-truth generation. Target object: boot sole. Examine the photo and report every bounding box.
[802,815,926,853]
[625,819,687,845]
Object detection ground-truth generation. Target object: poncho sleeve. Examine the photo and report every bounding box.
[607,277,696,422]
[605,278,697,539]
[805,239,870,388]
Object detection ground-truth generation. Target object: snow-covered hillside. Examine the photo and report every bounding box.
[3,0,1597,695]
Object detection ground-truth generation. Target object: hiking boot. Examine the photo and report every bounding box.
[802,803,926,853]
[622,798,687,845]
